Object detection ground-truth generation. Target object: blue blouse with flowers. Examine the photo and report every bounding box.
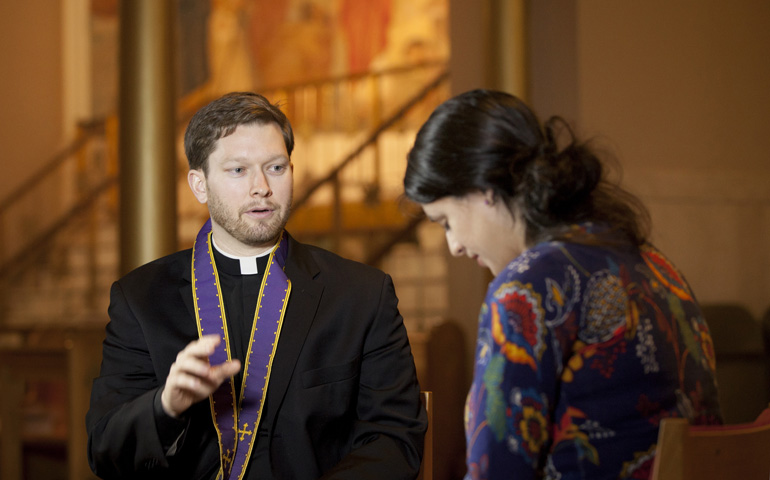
[464,223,722,480]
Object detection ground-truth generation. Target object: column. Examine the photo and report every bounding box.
[119,0,178,275]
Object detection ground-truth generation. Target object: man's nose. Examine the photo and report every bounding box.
[250,172,271,197]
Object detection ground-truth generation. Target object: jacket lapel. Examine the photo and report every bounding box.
[179,251,195,322]
[265,235,323,415]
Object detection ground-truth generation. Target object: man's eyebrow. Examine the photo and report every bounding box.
[220,153,289,163]
[262,153,290,163]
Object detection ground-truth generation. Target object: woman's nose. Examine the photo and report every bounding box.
[446,234,464,257]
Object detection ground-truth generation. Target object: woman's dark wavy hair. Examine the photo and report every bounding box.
[404,89,650,246]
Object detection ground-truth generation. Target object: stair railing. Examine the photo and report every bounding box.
[0,118,118,281]
[0,61,447,326]
[289,67,447,257]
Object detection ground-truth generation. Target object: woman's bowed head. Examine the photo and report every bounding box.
[403,89,650,275]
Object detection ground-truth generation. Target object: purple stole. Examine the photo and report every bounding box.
[191,219,291,480]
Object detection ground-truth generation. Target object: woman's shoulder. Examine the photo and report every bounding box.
[497,238,594,280]
[500,242,563,278]
[493,232,642,293]
[486,242,576,307]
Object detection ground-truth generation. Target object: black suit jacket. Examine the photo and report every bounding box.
[86,234,427,479]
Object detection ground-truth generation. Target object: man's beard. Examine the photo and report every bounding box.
[207,193,291,247]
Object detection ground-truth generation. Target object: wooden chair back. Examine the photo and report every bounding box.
[650,405,770,480]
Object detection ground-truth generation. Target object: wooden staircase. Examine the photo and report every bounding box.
[0,63,449,331]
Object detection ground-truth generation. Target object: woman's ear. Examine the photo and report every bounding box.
[484,189,496,206]
[188,169,208,204]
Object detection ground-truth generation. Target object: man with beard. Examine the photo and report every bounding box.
[86,92,427,480]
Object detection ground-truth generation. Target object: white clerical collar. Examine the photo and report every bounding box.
[211,237,272,275]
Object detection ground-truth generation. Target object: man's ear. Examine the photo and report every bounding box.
[188,169,208,204]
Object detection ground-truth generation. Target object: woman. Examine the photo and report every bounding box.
[404,89,721,479]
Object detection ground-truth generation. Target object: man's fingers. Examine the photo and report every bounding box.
[162,337,237,418]
[211,359,241,382]
[173,335,225,374]
[165,366,227,398]
[180,334,222,358]
[169,357,240,388]
[170,354,212,379]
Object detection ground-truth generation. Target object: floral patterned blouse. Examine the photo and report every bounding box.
[464,224,722,480]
